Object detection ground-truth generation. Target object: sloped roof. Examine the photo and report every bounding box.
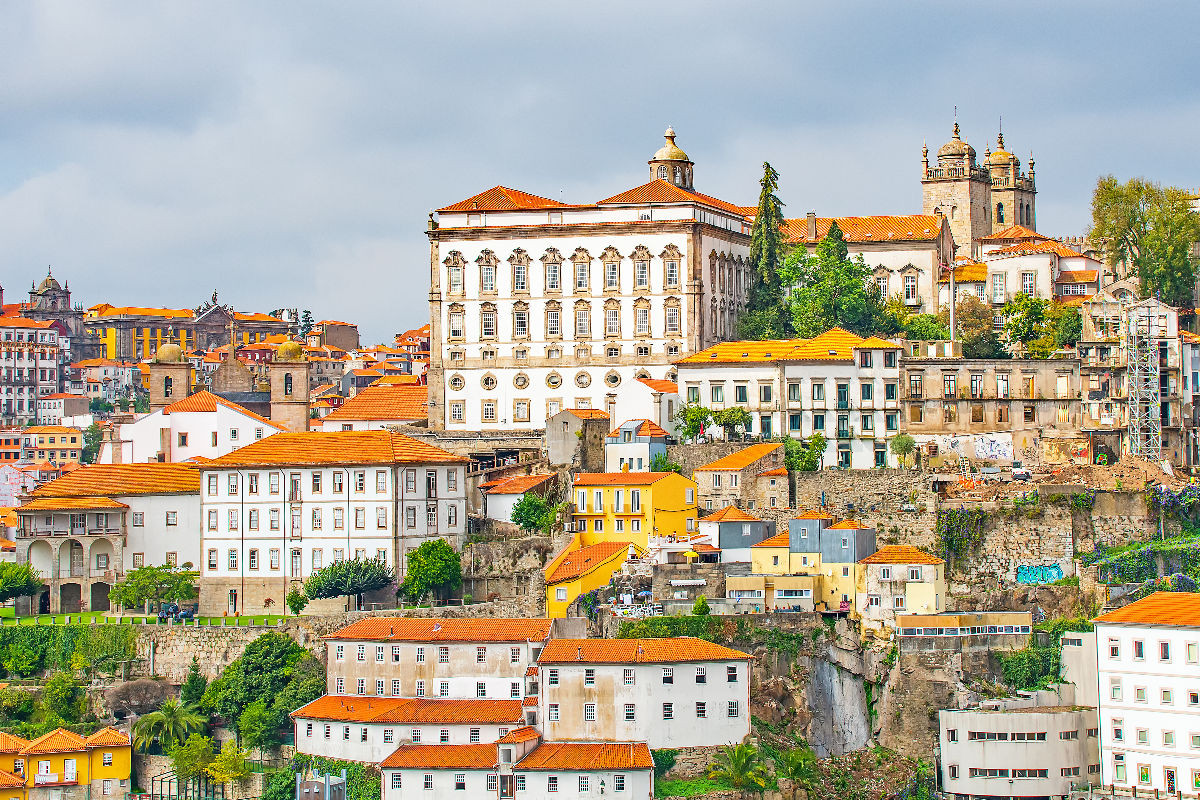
[858,544,943,565]
[83,728,131,747]
[783,214,945,245]
[438,186,570,213]
[637,378,679,394]
[752,532,790,548]
[1055,270,1099,284]
[538,637,751,664]
[827,520,868,530]
[0,732,29,754]
[496,726,541,744]
[608,419,670,439]
[516,741,653,771]
[22,728,86,755]
[484,473,555,496]
[1094,591,1200,627]
[563,409,610,420]
[162,390,282,429]
[572,472,675,486]
[937,262,988,283]
[989,239,1086,259]
[20,497,129,511]
[795,509,833,520]
[381,743,498,770]
[32,463,200,498]
[322,384,428,422]
[598,180,753,218]
[326,618,553,643]
[675,328,891,365]
[0,769,23,788]
[545,541,632,584]
[204,430,467,467]
[758,467,788,477]
[704,505,761,523]
[979,224,1048,242]
[292,696,524,725]
[695,443,781,472]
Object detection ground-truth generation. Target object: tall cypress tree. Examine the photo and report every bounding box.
[738,162,789,339]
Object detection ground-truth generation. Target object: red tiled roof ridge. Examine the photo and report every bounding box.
[326,617,553,643]
[545,541,633,584]
[204,430,467,467]
[538,636,752,664]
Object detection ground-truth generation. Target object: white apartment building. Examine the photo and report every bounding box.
[1095,592,1200,795]
[427,128,752,431]
[0,317,62,427]
[99,390,285,464]
[292,696,527,762]
[537,637,751,748]
[323,618,553,703]
[15,463,201,614]
[197,430,468,616]
[674,328,902,468]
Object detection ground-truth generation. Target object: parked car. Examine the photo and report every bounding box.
[1012,467,1032,482]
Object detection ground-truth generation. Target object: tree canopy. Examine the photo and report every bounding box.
[672,402,711,442]
[170,734,214,782]
[1002,294,1050,356]
[711,407,752,440]
[180,657,207,707]
[942,295,1006,359]
[510,493,562,536]
[134,698,206,754]
[739,162,790,339]
[781,223,885,337]
[399,539,462,602]
[201,632,323,727]
[303,557,393,602]
[108,564,197,612]
[902,313,950,341]
[0,563,43,604]
[889,433,916,468]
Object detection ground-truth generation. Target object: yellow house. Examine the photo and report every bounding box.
[570,471,698,549]
[857,545,947,630]
[543,540,645,618]
[19,727,132,800]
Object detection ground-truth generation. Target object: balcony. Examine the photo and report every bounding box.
[836,428,852,440]
[835,400,851,410]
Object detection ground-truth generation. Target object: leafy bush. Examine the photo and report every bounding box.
[651,748,678,778]
[934,508,987,564]
[0,626,136,678]
[998,647,1060,691]
[399,540,462,602]
[201,632,324,732]
[304,558,393,602]
[691,596,710,616]
[263,755,379,800]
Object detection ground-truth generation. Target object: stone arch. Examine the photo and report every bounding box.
[27,539,53,575]
[59,583,82,614]
[59,538,84,580]
[90,582,111,612]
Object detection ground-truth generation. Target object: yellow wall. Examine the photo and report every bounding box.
[904,564,946,614]
[819,563,863,610]
[544,534,635,618]
[572,473,697,550]
[23,745,130,789]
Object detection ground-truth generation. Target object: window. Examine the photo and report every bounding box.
[904,275,917,301]
[578,776,589,792]
[1161,641,1171,661]
[248,549,259,570]
[1021,271,1035,296]
[547,775,558,793]
[623,668,635,685]
[727,700,740,717]
[548,703,559,721]
[390,774,401,790]
[727,665,738,682]
[695,666,706,684]
[662,702,673,720]
[665,305,680,333]
[711,385,724,403]
[575,306,590,337]
[583,703,596,721]
[584,668,596,686]
[1133,640,1144,660]
[439,646,449,663]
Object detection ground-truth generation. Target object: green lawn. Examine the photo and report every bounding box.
[0,608,288,626]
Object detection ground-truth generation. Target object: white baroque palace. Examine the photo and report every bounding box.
[427,128,753,431]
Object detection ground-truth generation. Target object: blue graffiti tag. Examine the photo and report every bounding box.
[1016,564,1064,585]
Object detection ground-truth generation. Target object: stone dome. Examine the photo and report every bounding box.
[154,343,185,363]
[36,273,62,293]
[984,134,1017,167]
[937,122,975,160]
[276,341,305,362]
[651,127,690,162]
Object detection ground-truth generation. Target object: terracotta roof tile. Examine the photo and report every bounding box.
[381,743,498,770]
[21,728,86,755]
[292,696,524,724]
[758,467,788,477]
[572,472,676,487]
[162,391,282,429]
[783,215,945,245]
[692,543,720,553]
[989,239,1085,259]
[326,618,553,643]
[1056,294,1093,307]
[795,509,833,520]
[20,497,129,511]
[205,430,467,467]
[83,727,131,747]
[323,385,428,422]
[484,474,554,496]
[938,262,988,283]
[496,726,540,744]
[637,378,679,394]
[564,409,610,420]
[598,180,750,218]
[859,544,943,565]
[675,328,886,365]
[752,532,790,548]
[516,741,653,771]
[0,769,23,789]
[1055,270,1099,284]
[979,224,1047,242]
[439,186,571,213]
[607,419,670,439]
[827,520,868,530]
[32,463,200,498]
[539,637,751,664]
[695,444,782,472]
[0,733,29,754]
[703,505,761,523]
[524,666,538,677]
[545,541,632,584]
[1094,591,1200,627]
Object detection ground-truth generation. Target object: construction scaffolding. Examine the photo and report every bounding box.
[1126,303,1164,459]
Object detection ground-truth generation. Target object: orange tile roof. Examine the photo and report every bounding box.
[371,375,421,386]
[1094,591,1200,627]
[0,733,29,754]
[857,335,902,349]
[859,544,943,565]
[758,467,788,477]
[827,520,868,530]
[524,666,538,677]
[381,743,497,770]
[83,727,130,747]
[484,473,554,496]
[990,239,1084,259]
[439,186,571,213]
[545,541,632,584]
[496,726,541,744]
[752,532,790,548]
[1056,270,1099,284]
[608,419,670,438]
[564,409,610,420]
[326,618,553,643]
[795,509,833,520]
[516,741,653,771]
[87,304,194,319]
[1056,295,1093,307]
[695,443,782,472]
[0,769,23,789]
[598,180,751,218]
[24,426,82,435]
[704,505,761,523]
[1181,330,1200,344]
[637,377,679,394]
[937,262,988,283]
[20,497,128,511]
[322,385,428,422]
[205,430,467,467]
[539,637,751,664]
[162,390,282,429]
[572,472,675,486]
[692,543,720,553]
[783,214,945,245]
[979,224,1047,242]
[0,317,55,329]
[21,728,86,755]
[32,463,200,498]
[674,327,879,365]
[292,696,524,725]
[41,393,86,400]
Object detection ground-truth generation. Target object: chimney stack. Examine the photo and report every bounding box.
[807,211,817,240]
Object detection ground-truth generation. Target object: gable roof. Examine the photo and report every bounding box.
[20,497,129,512]
[381,743,498,770]
[1055,270,1099,284]
[326,618,553,643]
[0,769,23,789]
[988,239,1086,259]
[563,409,610,421]
[703,505,761,523]
[979,224,1047,242]
[938,262,988,283]
[204,430,467,467]
[292,696,524,725]
[22,728,86,755]
[31,463,200,498]
[496,726,541,745]
[484,473,555,496]
[322,384,428,422]
[162,390,282,429]
[572,472,676,486]
[795,509,833,520]
[607,419,670,439]
[516,741,653,771]
[438,186,570,213]
[598,180,753,218]
[545,541,632,585]
[859,544,943,565]
[1094,591,1200,627]
[783,214,945,245]
[0,733,29,754]
[752,532,790,548]
[538,637,751,664]
[83,728,131,747]
[675,328,888,365]
[637,377,679,394]
[694,443,782,472]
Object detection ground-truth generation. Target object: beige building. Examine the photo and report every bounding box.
[693,443,787,512]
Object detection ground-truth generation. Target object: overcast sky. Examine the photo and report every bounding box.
[1,2,1197,345]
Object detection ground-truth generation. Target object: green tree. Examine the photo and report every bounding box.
[0,563,44,605]
[795,433,827,472]
[299,310,315,337]
[889,433,916,468]
[739,162,790,339]
[691,596,710,616]
[776,745,820,789]
[134,698,206,753]
[237,699,279,753]
[399,540,462,603]
[88,399,113,414]
[1049,301,1083,348]
[903,314,950,341]
[782,222,884,337]
[708,742,768,790]
[648,452,682,474]
[207,740,252,784]
[201,632,309,724]
[82,423,103,463]
[180,657,208,707]
[265,655,325,729]
[711,407,752,440]
[303,557,394,605]
[510,494,562,536]
[943,295,1006,359]
[170,734,215,782]
[133,394,149,413]
[1002,293,1052,356]
[42,672,84,722]
[285,588,308,616]
[108,564,198,613]
[672,402,712,442]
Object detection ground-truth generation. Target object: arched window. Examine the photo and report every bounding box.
[284,373,293,396]
[163,377,173,398]
[996,203,1005,224]
[658,166,668,180]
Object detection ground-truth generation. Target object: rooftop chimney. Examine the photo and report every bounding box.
[807,211,817,240]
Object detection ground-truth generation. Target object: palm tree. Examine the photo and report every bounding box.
[708,742,768,791]
[776,746,819,790]
[134,698,206,753]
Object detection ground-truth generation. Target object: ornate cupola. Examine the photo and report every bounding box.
[648,126,694,189]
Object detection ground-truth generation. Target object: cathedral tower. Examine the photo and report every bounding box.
[982,129,1036,232]
[921,122,993,258]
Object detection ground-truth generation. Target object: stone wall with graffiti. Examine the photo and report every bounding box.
[1015,563,1066,584]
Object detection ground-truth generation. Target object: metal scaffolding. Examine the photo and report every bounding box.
[1126,303,1163,459]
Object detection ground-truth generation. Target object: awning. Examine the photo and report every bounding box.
[669,579,707,587]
